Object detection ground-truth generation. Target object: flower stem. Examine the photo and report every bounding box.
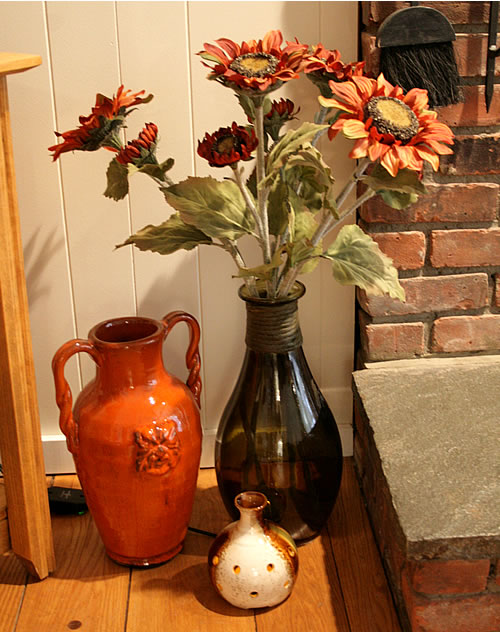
[313,157,371,244]
[277,158,373,297]
[254,99,272,265]
[335,157,371,213]
[312,106,331,146]
[219,239,258,296]
[233,165,264,243]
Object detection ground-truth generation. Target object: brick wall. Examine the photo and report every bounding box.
[358,1,500,364]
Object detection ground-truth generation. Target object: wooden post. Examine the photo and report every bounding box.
[0,52,55,579]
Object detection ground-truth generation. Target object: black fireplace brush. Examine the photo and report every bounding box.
[376,4,462,108]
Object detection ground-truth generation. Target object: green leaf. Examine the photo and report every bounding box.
[162,176,255,241]
[379,189,419,210]
[115,213,212,255]
[285,146,334,193]
[267,179,290,236]
[286,239,322,272]
[282,146,338,217]
[322,224,405,300]
[291,209,317,242]
[235,247,286,280]
[364,164,427,196]
[104,158,129,201]
[262,122,328,187]
[134,158,174,180]
[236,94,272,121]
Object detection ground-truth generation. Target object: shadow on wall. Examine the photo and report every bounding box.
[23,226,65,309]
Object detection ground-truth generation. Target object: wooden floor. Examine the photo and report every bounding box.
[0,458,401,632]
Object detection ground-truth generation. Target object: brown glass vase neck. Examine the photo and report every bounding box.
[239,283,305,354]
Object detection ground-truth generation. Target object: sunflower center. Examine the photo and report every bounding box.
[365,96,419,142]
[215,135,237,155]
[229,52,279,78]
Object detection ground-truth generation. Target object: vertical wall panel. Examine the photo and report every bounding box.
[0,1,79,436]
[115,1,206,415]
[0,1,357,470]
[46,1,136,385]
[318,1,358,452]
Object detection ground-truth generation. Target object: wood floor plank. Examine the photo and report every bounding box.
[15,504,129,631]
[189,468,234,537]
[191,469,350,631]
[127,470,255,632]
[0,551,27,631]
[328,458,401,632]
[255,532,350,632]
[126,531,256,632]
[4,462,401,631]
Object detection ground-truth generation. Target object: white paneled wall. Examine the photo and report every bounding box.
[0,1,357,472]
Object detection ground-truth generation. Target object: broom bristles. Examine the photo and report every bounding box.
[380,41,462,108]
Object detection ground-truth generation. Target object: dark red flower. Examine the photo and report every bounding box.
[197,122,258,167]
[116,123,159,166]
[198,30,307,94]
[49,86,152,160]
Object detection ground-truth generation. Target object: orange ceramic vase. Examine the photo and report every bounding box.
[52,312,202,566]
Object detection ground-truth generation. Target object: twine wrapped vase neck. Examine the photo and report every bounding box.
[240,282,305,354]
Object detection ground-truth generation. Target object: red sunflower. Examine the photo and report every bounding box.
[49,86,152,161]
[198,30,307,94]
[197,122,258,167]
[116,123,159,166]
[319,73,454,177]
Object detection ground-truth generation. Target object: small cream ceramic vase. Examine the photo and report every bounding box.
[208,491,298,609]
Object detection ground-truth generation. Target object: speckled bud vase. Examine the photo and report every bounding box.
[208,491,298,609]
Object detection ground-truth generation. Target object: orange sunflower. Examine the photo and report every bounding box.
[319,74,454,177]
[198,30,307,94]
[49,86,152,161]
[303,45,365,80]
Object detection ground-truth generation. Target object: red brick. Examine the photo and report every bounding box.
[408,559,490,595]
[360,183,499,224]
[403,572,500,632]
[362,2,495,27]
[371,231,426,270]
[454,33,500,77]
[495,276,500,309]
[360,313,425,361]
[495,559,500,587]
[439,134,500,176]
[432,315,500,353]
[437,85,500,127]
[430,229,500,268]
[358,274,489,317]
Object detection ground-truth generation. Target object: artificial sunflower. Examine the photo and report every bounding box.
[302,44,365,86]
[116,123,159,166]
[198,29,307,94]
[319,73,454,177]
[49,86,152,160]
[197,122,258,167]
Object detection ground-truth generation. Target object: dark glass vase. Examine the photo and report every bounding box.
[215,282,343,544]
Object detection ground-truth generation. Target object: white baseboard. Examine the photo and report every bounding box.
[42,434,76,474]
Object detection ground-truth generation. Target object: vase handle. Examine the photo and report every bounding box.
[162,311,202,408]
[52,339,101,457]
